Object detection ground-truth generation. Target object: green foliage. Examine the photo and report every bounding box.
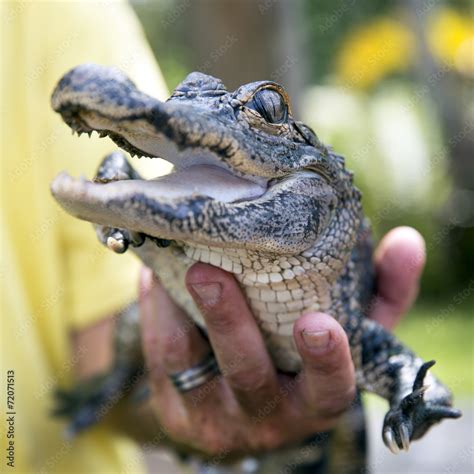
[303,0,391,82]
[303,0,472,83]
[132,0,191,89]
[395,303,474,396]
[132,0,472,304]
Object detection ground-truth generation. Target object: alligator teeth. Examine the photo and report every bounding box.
[99,131,107,138]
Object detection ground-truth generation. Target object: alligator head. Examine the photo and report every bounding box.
[51,64,361,256]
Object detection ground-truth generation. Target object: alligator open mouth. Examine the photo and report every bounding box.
[50,98,273,238]
[51,63,274,211]
[50,138,271,243]
[52,160,266,210]
[50,65,336,252]
[51,93,270,212]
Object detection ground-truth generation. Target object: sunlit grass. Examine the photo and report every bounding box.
[394,303,473,397]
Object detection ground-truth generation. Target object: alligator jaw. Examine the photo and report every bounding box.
[51,64,338,182]
[50,161,269,243]
[52,164,266,210]
[50,64,344,252]
[51,160,332,253]
[51,64,247,178]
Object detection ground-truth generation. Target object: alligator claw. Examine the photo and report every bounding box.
[425,404,462,420]
[95,226,145,254]
[382,360,462,454]
[400,424,410,451]
[413,360,434,390]
[383,428,400,454]
[106,235,128,254]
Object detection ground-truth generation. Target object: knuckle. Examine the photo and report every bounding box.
[161,331,188,356]
[227,365,272,394]
[257,426,284,451]
[160,405,243,458]
[160,335,188,370]
[378,295,407,321]
[142,332,159,351]
[312,386,356,419]
[161,412,190,439]
[203,436,232,458]
[204,310,238,335]
[198,419,241,458]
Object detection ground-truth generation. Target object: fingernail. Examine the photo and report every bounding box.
[191,283,222,306]
[301,329,330,350]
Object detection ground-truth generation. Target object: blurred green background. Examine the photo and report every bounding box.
[130,0,473,394]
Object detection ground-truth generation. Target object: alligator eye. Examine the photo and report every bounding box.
[246,88,288,124]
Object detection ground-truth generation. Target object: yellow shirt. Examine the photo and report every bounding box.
[1,2,168,472]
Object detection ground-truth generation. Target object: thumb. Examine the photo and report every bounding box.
[294,312,356,418]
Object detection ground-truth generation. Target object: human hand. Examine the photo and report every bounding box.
[138,226,425,458]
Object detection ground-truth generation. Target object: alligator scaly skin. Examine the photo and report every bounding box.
[50,65,461,464]
[130,214,370,374]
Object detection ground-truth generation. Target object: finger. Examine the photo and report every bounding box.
[370,227,426,330]
[186,263,279,412]
[139,267,167,385]
[140,266,210,374]
[139,267,210,416]
[293,312,355,421]
[139,267,181,421]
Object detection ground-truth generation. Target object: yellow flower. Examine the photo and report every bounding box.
[335,18,414,89]
[455,38,474,78]
[428,8,474,76]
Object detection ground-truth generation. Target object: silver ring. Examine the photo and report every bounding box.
[169,353,220,392]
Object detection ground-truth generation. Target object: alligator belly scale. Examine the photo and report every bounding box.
[132,237,342,373]
[50,64,461,463]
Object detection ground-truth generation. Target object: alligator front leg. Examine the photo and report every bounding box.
[92,152,145,253]
[351,319,461,453]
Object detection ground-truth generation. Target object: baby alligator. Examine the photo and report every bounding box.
[50,64,461,469]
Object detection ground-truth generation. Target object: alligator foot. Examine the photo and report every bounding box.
[93,151,171,252]
[382,360,462,454]
[92,152,145,254]
[95,226,145,254]
[95,224,171,252]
